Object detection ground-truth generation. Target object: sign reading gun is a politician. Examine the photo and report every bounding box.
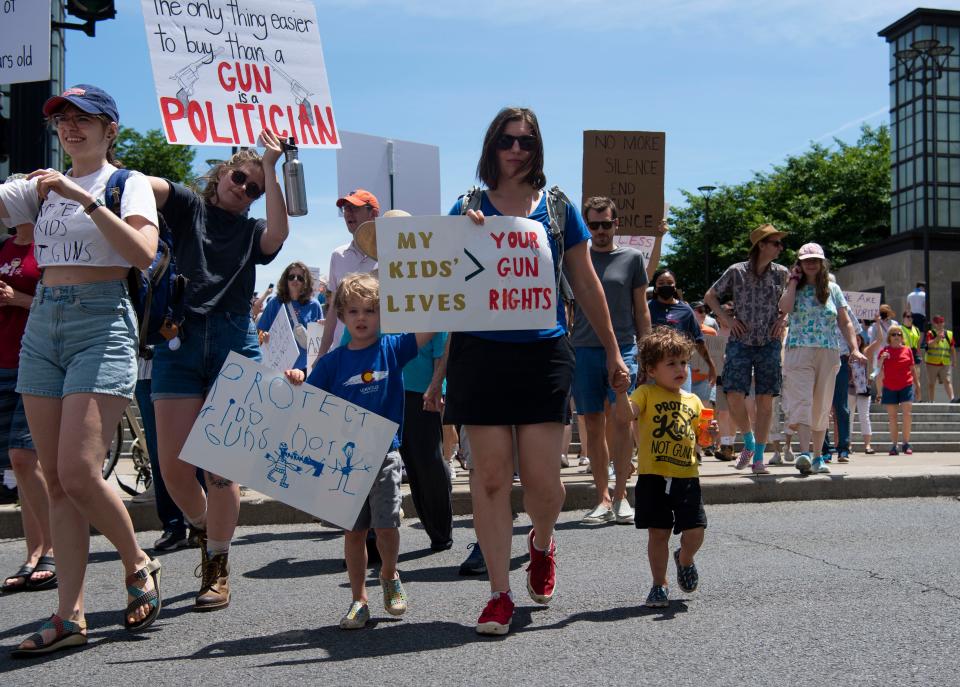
[375,215,557,333]
[140,0,339,148]
[180,353,398,530]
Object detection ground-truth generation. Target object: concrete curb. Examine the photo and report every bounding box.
[2,470,959,539]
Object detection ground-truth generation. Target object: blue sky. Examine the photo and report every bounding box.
[62,0,956,291]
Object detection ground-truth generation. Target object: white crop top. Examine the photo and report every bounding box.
[0,164,158,269]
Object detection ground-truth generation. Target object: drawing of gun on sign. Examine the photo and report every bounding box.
[264,58,315,125]
[170,47,225,107]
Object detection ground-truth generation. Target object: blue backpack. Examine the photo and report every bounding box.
[104,169,187,358]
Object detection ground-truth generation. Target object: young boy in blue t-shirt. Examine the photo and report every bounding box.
[286,273,434,629]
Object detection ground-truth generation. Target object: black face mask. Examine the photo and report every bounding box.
[880,313,889,320]
[656,285,677,300]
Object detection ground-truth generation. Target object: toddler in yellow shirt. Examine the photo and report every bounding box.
[616,327,716,608]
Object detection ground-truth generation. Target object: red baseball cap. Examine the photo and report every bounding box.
[336,189,379,212]
[933,315,946,324]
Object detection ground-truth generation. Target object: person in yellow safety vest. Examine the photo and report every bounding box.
[924,315,955,402]
[901,312,923,402]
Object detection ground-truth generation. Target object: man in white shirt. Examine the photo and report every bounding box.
[317,189,379,357]
[906,282,927,334]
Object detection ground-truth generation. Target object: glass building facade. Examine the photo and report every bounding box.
[880,10,960,235]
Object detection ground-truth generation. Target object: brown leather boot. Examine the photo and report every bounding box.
[195,552,230,612]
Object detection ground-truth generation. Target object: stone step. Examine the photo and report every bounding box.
[869,403,960,413]
[860,422,960,431]
[848,443,960,452]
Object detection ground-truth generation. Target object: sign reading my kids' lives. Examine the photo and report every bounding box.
[140,0,339,148]
[375,215,556,332]
[180,352,398,529]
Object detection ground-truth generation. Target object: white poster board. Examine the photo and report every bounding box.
[336,131,441,215]
[0,0,51,85]
[263,306,299,371]
[305,321,324,371]
[613,234,656,264]
[140,0,339,148]
[180,353,397,529]
[844,291,882,321]
[376,215,555,332]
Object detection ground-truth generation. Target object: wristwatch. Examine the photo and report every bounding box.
[84,198,105,215]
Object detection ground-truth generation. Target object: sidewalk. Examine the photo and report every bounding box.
[3,449,959,538]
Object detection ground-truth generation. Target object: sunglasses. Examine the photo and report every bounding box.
[587,220,616,231]
[230,169,263,200]
[495,134,537,151]
[287,274,305,283]
[890,333,902,337]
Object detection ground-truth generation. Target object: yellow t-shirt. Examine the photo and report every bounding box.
[629,384,704,478]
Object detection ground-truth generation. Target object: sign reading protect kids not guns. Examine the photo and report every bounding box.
[140,0,339,148]
[180,352,397,529]
[376,215,556,333]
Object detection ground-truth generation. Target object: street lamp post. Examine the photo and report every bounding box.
[895,39,954,328]
[697,185,717,292]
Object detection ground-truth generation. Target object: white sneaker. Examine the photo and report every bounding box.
[444,459,457,482]
[578,455,590,467]
[581,504,615,524]
[560,453,572,468]
[768,452,783,465]
[612,499,635,524]
[783,444,795,463]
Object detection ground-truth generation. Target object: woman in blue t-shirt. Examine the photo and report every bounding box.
[257,261,323,370]
[445,107,629,636]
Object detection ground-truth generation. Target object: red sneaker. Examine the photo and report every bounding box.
[475,592,514,635]
[526,529,556,604]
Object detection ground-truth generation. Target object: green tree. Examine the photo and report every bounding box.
[665,125,890,298]
[115,127,196,183]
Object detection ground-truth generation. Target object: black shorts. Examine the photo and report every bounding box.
[444,333,574,426]
[635,474,708,534]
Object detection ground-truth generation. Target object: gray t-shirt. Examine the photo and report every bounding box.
[570,246,647,348]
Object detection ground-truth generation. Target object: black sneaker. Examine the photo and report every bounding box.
[154,528,190,552]
[458,543,486,576]
[0,484,18,505]
[673,549,699,593]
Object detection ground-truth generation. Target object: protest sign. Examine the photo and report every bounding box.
[376,215,555,333]
[305,321,324,371]
[582,130,666,235]
[844,291,882,321]
[611,203,668,264]
[263,304,299,371]
[180,353,397,529]
[140,0,339,148]
[0,0,50,85]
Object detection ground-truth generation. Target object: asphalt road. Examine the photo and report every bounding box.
[1,497,959,685]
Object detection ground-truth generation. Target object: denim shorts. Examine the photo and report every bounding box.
[0,368,34,459]
[151,312,261,399]
[573,344,639,414]
[722,339,782,396]
[17,281,137,399]
[349,451,403,531]
[881,385,914,405]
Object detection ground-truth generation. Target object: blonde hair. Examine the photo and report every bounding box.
[886,324,904,344]
[640,326,694,373]
[201,148,262,204]
[334,273,379,318]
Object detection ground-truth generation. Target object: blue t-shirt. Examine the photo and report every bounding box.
[648,300,704,344]
[257,296,324,369]
[448,191,589,343]
[402,332,448,395]
[306,333,418,449]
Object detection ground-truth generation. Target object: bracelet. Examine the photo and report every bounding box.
[84,198,105,215]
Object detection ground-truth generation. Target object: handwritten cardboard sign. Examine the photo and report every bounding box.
[140,0,339,148]
[375,215,556,333]
[582,130,666,235]
[263,304,299,371]
[844,291,882,321]
[0,0,50,85]
[180,353,397,529]
[305,321,324,371]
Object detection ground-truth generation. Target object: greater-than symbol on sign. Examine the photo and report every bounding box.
[463,249,485,281]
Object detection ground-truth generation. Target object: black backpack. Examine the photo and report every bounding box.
[104,169,187,358]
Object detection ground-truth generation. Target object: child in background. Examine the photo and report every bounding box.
[616,327,716,608]
[285,273,433,629]
[866,324,915,455]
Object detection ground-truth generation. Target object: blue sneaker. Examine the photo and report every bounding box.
[458,543,486,576]
[811,456,831,474]
[795,453,813,474]
[644,584,669,608]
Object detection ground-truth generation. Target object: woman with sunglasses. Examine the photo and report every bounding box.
[257,261,322,370]
[447,107,629,636]
[779,243,866,475]
[0,85,162,656]
[146,130,288,612]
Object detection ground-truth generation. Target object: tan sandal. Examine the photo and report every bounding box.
[11,614,87,658]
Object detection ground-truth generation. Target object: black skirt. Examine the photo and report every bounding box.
[444,333,574,425]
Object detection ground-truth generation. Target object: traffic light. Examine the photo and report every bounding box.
[65,1,117,22]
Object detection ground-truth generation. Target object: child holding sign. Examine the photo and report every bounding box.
[616,327,716,608]
[285,273,433,629]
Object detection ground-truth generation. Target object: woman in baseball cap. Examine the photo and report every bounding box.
[0,84,163,656]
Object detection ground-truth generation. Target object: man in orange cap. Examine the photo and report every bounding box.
[318,189,380,357]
